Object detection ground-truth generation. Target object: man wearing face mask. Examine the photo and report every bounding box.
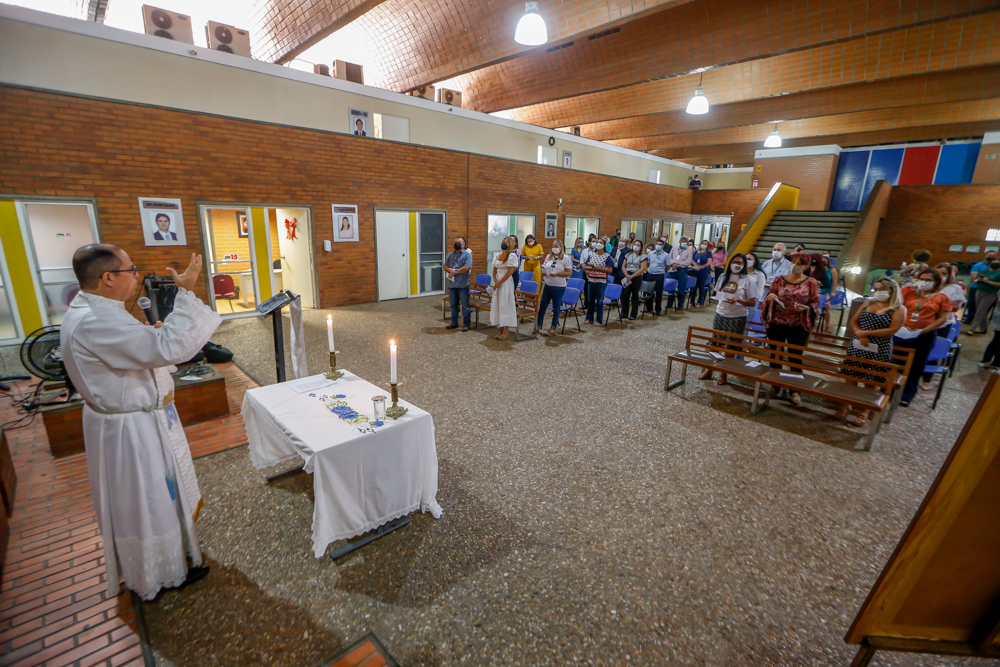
[621,242,649,320]
[968,254,1000,335]
[965,249,997,325]
[761,243,792,288]
[610,240,629,285]
[643,237,675,315]
[443,237,474,331]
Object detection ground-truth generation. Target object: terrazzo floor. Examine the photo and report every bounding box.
[144,296,997,666]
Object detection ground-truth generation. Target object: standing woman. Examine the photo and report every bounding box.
[521,234,544,285]
[712,244,728,282]
[571,238,586,272]
[893,268,952,406]
[761,253,821,405]
[536,240,574,336]
[967,255,1000,335]
[507,235,522,290]
[745,252,767,302]
[836,279,905,425]
[699,253,759,385]
[812,253,837,332]
[583,238,613,325]
[691,241,713,307]
[621,241,649,320]
[489,238,519,340]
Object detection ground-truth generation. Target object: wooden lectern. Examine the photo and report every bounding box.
[845,371,1000,665]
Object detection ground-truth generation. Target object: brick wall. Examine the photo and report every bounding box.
[842,181,891,293]
[690,188,770,233]
[871,184,1000,269]
[752,155,839,211]
[971,145,1000,183]
[0,86,704,308]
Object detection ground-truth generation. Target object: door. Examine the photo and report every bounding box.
[632,220,648,245]
[582,217,600,241]
[694,222,713,246]
[563,216,581,249]
[487,213,536,266]
[417,211,445,295]
[199,205,266,316]
[20,202,99,326]
[376,210,410,300]
[666,222,684,247]
[274,207,316,308]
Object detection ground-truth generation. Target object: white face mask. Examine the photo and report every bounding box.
[591,242,600,250]
[772,250,784,260]
[873,290,890,302]
[528,240,535,246]
[916,280,934,292]
[730,264,744,273]
[746,257,755,267]
[633,245,641,252]
[700,244,708,250]
[552,246,561,254]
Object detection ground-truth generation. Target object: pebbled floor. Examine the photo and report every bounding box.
[144,297,998,667]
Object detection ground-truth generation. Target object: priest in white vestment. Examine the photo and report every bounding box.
[60,246,222,600]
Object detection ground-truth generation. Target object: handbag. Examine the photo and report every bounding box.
[202,341,234,363]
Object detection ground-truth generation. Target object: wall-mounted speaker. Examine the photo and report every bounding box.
[141,5,194,44]
[437,88,462,108]
[332,60,364,84]
[205,21,252,57]
[409,85,435,101]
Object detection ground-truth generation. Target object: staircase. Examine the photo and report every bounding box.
[750,210,859,259]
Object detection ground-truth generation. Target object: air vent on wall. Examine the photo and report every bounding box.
[332,60,364,84]
[205,21,252,57]
[314,64,330,76]
[409,85,436,101]
[588,27,621,40]
[546,41,574,53]
[437,88,462,108]
[141,5,193,44]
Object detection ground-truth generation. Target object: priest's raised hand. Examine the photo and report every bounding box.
[60,244,223,601]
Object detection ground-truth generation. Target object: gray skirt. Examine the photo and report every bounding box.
[711,313,747,352]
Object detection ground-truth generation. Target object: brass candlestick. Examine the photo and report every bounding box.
[325,351,344,381]
[385,382,408,420]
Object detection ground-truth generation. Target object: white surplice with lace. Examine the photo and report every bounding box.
[60,289,222,600]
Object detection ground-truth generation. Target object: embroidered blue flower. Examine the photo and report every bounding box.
[309,393,316,397]
[372,421,384,427]
[334,394,346,398]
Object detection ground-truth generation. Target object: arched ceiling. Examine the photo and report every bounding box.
[249,0,1000,166]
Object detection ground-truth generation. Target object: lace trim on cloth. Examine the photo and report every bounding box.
[115,522,202,601]
[312,501,443,558]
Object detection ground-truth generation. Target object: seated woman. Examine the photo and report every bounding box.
[836,279,905,425]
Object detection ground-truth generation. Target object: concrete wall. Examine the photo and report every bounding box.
[752,153,839,211]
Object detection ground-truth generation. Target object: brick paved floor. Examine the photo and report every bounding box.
[0,363,256,667]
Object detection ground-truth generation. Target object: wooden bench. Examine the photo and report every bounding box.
[664,326,900,451]
[465,281,539,341]
[744,326,915,425]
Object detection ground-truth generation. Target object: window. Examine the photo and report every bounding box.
[648,169,660,184]
[537,145,557,165]
[987,228,1000,242]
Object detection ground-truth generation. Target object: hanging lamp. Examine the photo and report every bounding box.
[515,2,548,46]
[685,72,709,115]
[763,123,782,148]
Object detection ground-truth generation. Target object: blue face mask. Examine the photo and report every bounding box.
[680,243,687,249]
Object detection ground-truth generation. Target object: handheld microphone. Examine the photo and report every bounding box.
[137,297,156,325]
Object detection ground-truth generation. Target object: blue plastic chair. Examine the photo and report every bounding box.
[475,273,492,286]
[518,280,539,296]
[519,271,534,284]
[570,269,583,282]
[924,336,953,410]
[602,283,623,326]
[566,278,585,293]
[828,289,847,331]
[947,318,963,376]
[685,276,699,309]
[560,287,582,334]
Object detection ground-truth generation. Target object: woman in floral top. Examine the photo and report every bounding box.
[761,253,821,405]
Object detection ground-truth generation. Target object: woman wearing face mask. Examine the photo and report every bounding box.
[536,241,574,335]
[522,234,544,285]
[621,241,649,320]
[699,254,759,385]
[968,255,1000,335]
[893,269,952,406]
[489,237,520,340]
[918,263,963,389]
[572,238,586,271]
[745,253,767,303]
[836,279,905,425]
[583,238,613,325]
[691,241,714,307]
[712,244,728,282]
[761,253,820,405]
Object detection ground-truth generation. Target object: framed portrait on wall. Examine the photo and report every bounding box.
[544,213,558,239]
[562,150,573,169]
[651,219,661,239]
[333,204,359,242]
[349,109,370,137]
[237,213,248,238]
[138,197,186,246]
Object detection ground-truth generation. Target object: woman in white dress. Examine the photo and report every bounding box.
[490,239,519,340]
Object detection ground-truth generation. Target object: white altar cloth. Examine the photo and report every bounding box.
[241,371,442,557]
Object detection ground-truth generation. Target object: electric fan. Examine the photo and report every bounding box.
[19,326,75,403]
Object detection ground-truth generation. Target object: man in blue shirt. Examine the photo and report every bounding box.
[444,238,473,331]
[644,237,675,314]
[966,249,997,324]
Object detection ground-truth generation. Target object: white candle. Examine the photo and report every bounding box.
[327,315,334,353]
[390,340,397,384]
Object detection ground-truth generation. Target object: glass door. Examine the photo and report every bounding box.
[622,219,648,245]
[0,248,18,342]
[694,222,713,246]
[200,205,260,317]
[20,202,99,326]
[666,221,684,247]
[487,213,536,267]
[418,211,445,294]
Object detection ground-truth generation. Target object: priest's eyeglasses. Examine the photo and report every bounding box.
[107,266,139,276]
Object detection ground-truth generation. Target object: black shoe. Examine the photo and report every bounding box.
[445,324,458,329]
[462,326,469,332]
[178,565,210,589]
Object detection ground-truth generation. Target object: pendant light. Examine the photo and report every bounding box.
[685,73,709,115]
[763,123,782,148]
[515,2,548,46]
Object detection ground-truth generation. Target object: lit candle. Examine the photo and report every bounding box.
[327,314,334,353]
[390,339,397,384]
